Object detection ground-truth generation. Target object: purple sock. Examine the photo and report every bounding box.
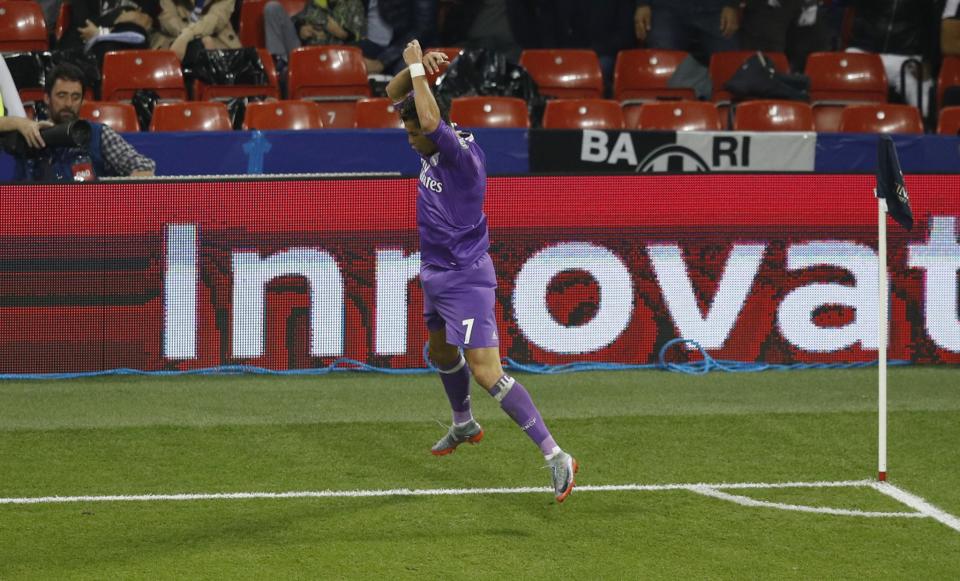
[438,355,473,424]
[490,375,558,457]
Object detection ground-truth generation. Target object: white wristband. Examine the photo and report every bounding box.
[409,63,426,78]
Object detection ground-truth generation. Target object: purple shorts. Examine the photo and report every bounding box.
[421,253,499,349]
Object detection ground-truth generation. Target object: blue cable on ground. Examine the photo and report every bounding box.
[656,338,909,375]
[0,338,908,380]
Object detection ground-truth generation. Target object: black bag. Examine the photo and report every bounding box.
[723,52,809,102]
[225,95,269,130]
[2,50,100,100]
[182,46,268,86]
[435,48,547,126]
[131,89,160,131]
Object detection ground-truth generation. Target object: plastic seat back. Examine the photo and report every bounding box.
[80,101,140,133]
[287,45,371,99]
[354,98,404,129]
[519,49,603,99]
[149,102,232,131]
[937,106,960,135]
[806,52,888,132]
[733,100,815,131]
[614,49,695,102]
[838,104,923,134]
[243,100,324,130]
[542,99,624,130]
[0,1,48,51]
[806,51,887,101]
[450,97,530,128]
[636,101,722,131]
[101,50,186,102]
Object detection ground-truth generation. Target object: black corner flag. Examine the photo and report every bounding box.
[875,135,913,231]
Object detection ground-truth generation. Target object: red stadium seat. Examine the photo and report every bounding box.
[192,48,280,101]
[636,101,721,131]
[937,106,960,135]
[806,51,887,131]
[614,49,695,102]
[80,101,140,132]
[100,50,186,102]
[149,102,232,132]
[938,57,960,108]
[450,97,530,128]
[0,1,48,51]
[709,51,790,103]
[519,49,604,99]
[733,100,815,131]
[838,104,923,134]
[354,98,403,129]
[615,49,695,124]
[287,45,371,128]
[238,0,306,48]
[542,99,624,130]
[243,100,323,130]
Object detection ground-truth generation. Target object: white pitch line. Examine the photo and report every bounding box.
[690,486,924,518]
[0,479,880,506]
[871,482,960,533]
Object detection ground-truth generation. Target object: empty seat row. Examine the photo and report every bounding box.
[540,99,923,133]
[81,97,930,134]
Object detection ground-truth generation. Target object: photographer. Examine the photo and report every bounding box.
[5,64,155,182]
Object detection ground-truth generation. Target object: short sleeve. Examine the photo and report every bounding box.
[425,119,468,162]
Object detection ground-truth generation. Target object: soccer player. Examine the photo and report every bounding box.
[386,40,578,503]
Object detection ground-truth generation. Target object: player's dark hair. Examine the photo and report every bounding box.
[45,63,87,96]
[399,93,450,127]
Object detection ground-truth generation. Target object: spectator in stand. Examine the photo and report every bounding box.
[155,0,242,59]
[740,0,830,72]
[77,0,161,66]
[845,0,940,116]
[439,0,523,63]
[263,0,366,66]
[361,0,438,74]
[634,0,739,65]
[60,0,126,49]
[942,0,960,57]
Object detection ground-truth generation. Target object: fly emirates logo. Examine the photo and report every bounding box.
[419,160,444,193]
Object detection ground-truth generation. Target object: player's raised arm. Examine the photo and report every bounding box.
[386,40,447,134]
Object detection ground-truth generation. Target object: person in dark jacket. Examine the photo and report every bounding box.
[361,0,438,74]
[740,0,829,72]
[845,0,940,115]
[634,0,739,65]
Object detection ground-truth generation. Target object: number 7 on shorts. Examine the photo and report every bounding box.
[462,318,475,345]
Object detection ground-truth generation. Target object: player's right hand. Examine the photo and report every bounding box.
[422,51,449,74]
[403,39,423,67]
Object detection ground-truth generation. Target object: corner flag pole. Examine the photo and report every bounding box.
[874,134,913,483]
[877,194,888,482]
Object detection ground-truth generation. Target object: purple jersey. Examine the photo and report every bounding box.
[416,119,489,270]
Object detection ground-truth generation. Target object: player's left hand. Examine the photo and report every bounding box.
[403,40,423,67]
[422,51,449,74]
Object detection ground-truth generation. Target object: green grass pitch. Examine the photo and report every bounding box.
[1,367,958,579]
